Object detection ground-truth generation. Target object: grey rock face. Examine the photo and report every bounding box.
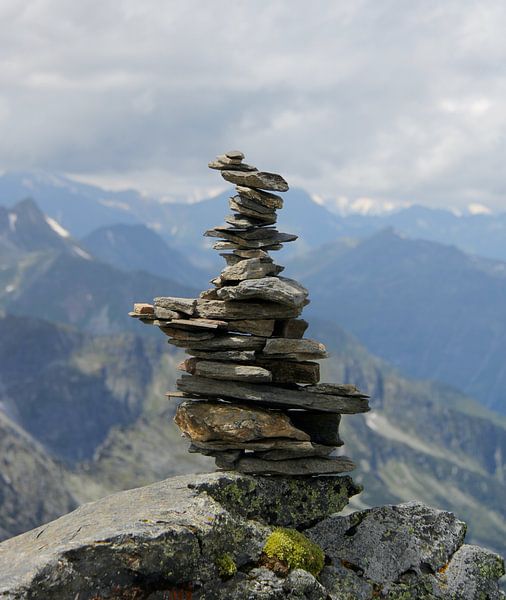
[216,277,309,308]
[222,170,289,191]
[0,474,503,599]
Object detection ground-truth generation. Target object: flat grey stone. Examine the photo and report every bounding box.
[194,299,301,320]
[216,277,308,308]
[263,338,327,357]
[189,349,257,362]
[176,375,370,413]
[221,455,356,475]
[225,150,245,160]
[222,170,289,192]
[219,258,282,282]
[205,227,297,249]
[225,213,276,228]
[181,358,272,383]
[170,334,266,351]
[154,297,197,316]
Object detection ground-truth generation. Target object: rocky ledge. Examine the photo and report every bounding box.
[0,473,503,599]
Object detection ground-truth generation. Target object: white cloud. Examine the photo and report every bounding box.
[0,0,506,211]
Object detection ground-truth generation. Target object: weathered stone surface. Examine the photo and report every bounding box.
[227,319,275,337]
[133,302,154,314]
[304,383,368,398]
[236,185,284,209]
[288,411,342,446]
[217,277,308,308]
[153,306,182,319]
[181,358,272,383]
[195,299,301,320]
[176,375,370,413]
[441,544,505,599]
[2,469,497,600]
[222,455,356,475]
[209,159,257,171]
[225,150,245,160]
[174,401,310,442]
[263,338,327,357]
[190,349,257,362]
[168,317,228,330]
[307,502,467,584]
[171,334,266,351]
[160,326,215,341]
[190,439,333,455]
[205,227,297,249]
[222,170,289,192]
[253,443,335,460]
[233,248,270,259]
[273,318,309,339]
[225,213,276,228]
[219,258,282,282]
[254,359,320,384]
[200,287,220,299]
[229,197,277,222]
[154,296,197,316]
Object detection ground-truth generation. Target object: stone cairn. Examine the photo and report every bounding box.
[131,151,370,476]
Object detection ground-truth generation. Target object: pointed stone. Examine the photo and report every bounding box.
[174,400,310,443]
[216,277,308,308]
[222,170,289,192]
[176,375,370,413]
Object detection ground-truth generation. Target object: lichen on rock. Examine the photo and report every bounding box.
[263,528,325,577]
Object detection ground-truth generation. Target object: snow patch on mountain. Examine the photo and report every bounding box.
[45,216,70,238]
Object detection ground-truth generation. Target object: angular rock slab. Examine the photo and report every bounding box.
[181,358,272,383]
[216,276,309,308]
[307,501,467,584]
[174,400,309,443]
[222,170,289,192]
[176,375,370,413]
[194,299,301,320]
[236,185,284,209]
[154,296,196,316]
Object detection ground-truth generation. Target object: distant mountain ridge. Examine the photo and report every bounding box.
[2,170,506,263]
[292,228,506,414]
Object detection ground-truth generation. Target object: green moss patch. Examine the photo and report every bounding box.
[215,553,237,578]
[263,528,325,576]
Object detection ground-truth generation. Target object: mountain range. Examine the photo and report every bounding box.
[2,170,506,263]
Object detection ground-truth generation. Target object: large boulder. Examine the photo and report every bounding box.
[0,474,503,599]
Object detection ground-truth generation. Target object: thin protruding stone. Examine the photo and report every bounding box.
[189,350,257,362]
[176,375,370,413]
[133,303,154,315]
[222,170,289,192]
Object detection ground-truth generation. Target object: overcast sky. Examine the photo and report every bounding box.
[1,1,506,212]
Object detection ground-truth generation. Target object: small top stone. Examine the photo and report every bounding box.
[225,150,245,160]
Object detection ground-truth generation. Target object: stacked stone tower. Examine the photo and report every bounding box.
[131,151,370,475]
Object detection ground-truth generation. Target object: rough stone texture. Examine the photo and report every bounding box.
[171,334,266,351]
[174,400,310,443]
[227,319,275,337]
[219,257,282,282]
[0,474,502,599]
[263,338,327,357]
[236,185,284,209]
[223,455,356,475]
[181,358,272,383]
[176,375,371,413]
[216,277,309,308]
[222,170,289,192]
[154,296,197,315]
[194,299,300,320]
